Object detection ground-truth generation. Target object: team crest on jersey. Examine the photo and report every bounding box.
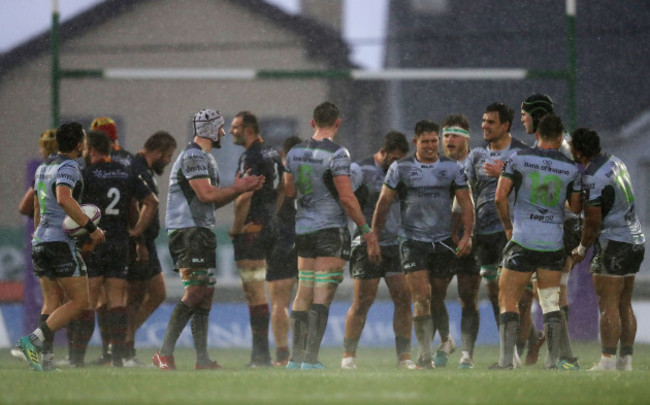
[408,167,422,178]
[543,159,553,166]
[435,170,448,180]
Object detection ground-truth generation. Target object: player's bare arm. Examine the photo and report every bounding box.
[283,172,296,199]
[494,176,514,240]
[369,185,396,263]
[333,174,378,247]
[190,171,265,207]
[571,204,601,263]
[129,193,159,238]
[454,188,475,257]
[230,190,253,236]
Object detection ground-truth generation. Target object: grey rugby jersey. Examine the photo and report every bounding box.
[501,147,581,251]
[165,142,220,230]
[350,156,400,247]
[384,155,468,243]
[32,155,84,244]
[465,137,528,235]
[284,137,351,235]
[582,153,645,245]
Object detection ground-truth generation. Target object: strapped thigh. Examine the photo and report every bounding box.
[314,268,344,286]
[181,269,217,288]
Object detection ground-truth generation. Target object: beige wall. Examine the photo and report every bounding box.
[0,0,334,229]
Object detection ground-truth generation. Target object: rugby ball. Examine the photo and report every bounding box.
[63,204,101,237]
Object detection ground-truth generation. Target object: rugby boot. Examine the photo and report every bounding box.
[152,351,176,370]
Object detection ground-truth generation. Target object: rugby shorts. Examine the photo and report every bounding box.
[32,240,87,278]
[501,240,565,273]
[168,227,217,271]
[350,244,401,280]
[398,237,456,278]
[590,239,645,277]
[295,227,351,260]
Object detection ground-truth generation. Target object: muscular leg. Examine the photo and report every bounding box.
[385,273,413,361]
[343,278,380,359]
[406,270,433,367]
[268,277,295,364]
[496,268,531,368]
[238,258,271,366]
[303,257,344,365]
[593,274,624,357]
[457,273,481,361]
[288,257,314,365]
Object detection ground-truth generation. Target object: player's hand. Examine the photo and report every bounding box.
[456,236,472,257]
[89,227,105,246]
[234,170,265,193]
[366,231,381,264]
[135,242,150,262]
[483,160,504,178]
[571,246,586,264]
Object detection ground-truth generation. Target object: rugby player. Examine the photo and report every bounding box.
[492,115,581,369]
[153,109,264,370]
[441,114,480,368]
[229,111,284,367]
[69,130,158,367]
[17,122,105,371]
[340,130,414,370]
[284,102,378,370]
[369,120,474,369]
[570,128,645,371]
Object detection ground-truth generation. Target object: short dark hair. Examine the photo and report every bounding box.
[485,102,514,132]
[522,93,554,133]
[441,114,470,131]
[414,120,439,137]
[536,115,564,142]
[571,127,601,159]
[56,122,85,153]
[282,135,302,155]
[313,102,340,127]
[381,130,409,154]
[144,131,177,153]
[87,130,112,156]
[235,111,260,135]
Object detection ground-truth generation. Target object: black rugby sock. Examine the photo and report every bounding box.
[191,307,211,365]
[160,301,195,356]
[498,312,519,368]
[413,315,433,363]
[461,307,480,356]
[289,311,308,363]
[304,304,329,364]
[543,311,562,368]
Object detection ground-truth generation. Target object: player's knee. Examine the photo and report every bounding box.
[238,267,267,283]
[480,265,499,281]
[538,286,561,314]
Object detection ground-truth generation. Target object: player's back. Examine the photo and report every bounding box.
[285,137,350,234]
[503,147,580,250]
[237,141,283,225]
[583,153,645,245]
[82,160,148,241]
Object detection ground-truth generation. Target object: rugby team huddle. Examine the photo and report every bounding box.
[16,94,645,373]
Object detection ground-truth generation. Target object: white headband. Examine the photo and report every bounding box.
[443,126,470,138]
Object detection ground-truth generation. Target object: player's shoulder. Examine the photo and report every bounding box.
[584,153,612,176]
[510,136,529,149]
[355,155,376,169]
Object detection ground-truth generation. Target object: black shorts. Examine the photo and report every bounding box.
[590,239,645,277]
[32,241,87,278]
[267,230,298,281]
[501,241,565,273]
[350,244,401,280]
[168,227,217,271]
[127,237,163,281]
[232,225,276,262]
[295,227,351,260]
[86,240,129,279]
[453,244,480,276]
[399,238,456,278]
[563,216,582,255]
[475,232,508,266]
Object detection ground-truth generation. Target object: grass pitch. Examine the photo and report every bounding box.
[1,343,648,404]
